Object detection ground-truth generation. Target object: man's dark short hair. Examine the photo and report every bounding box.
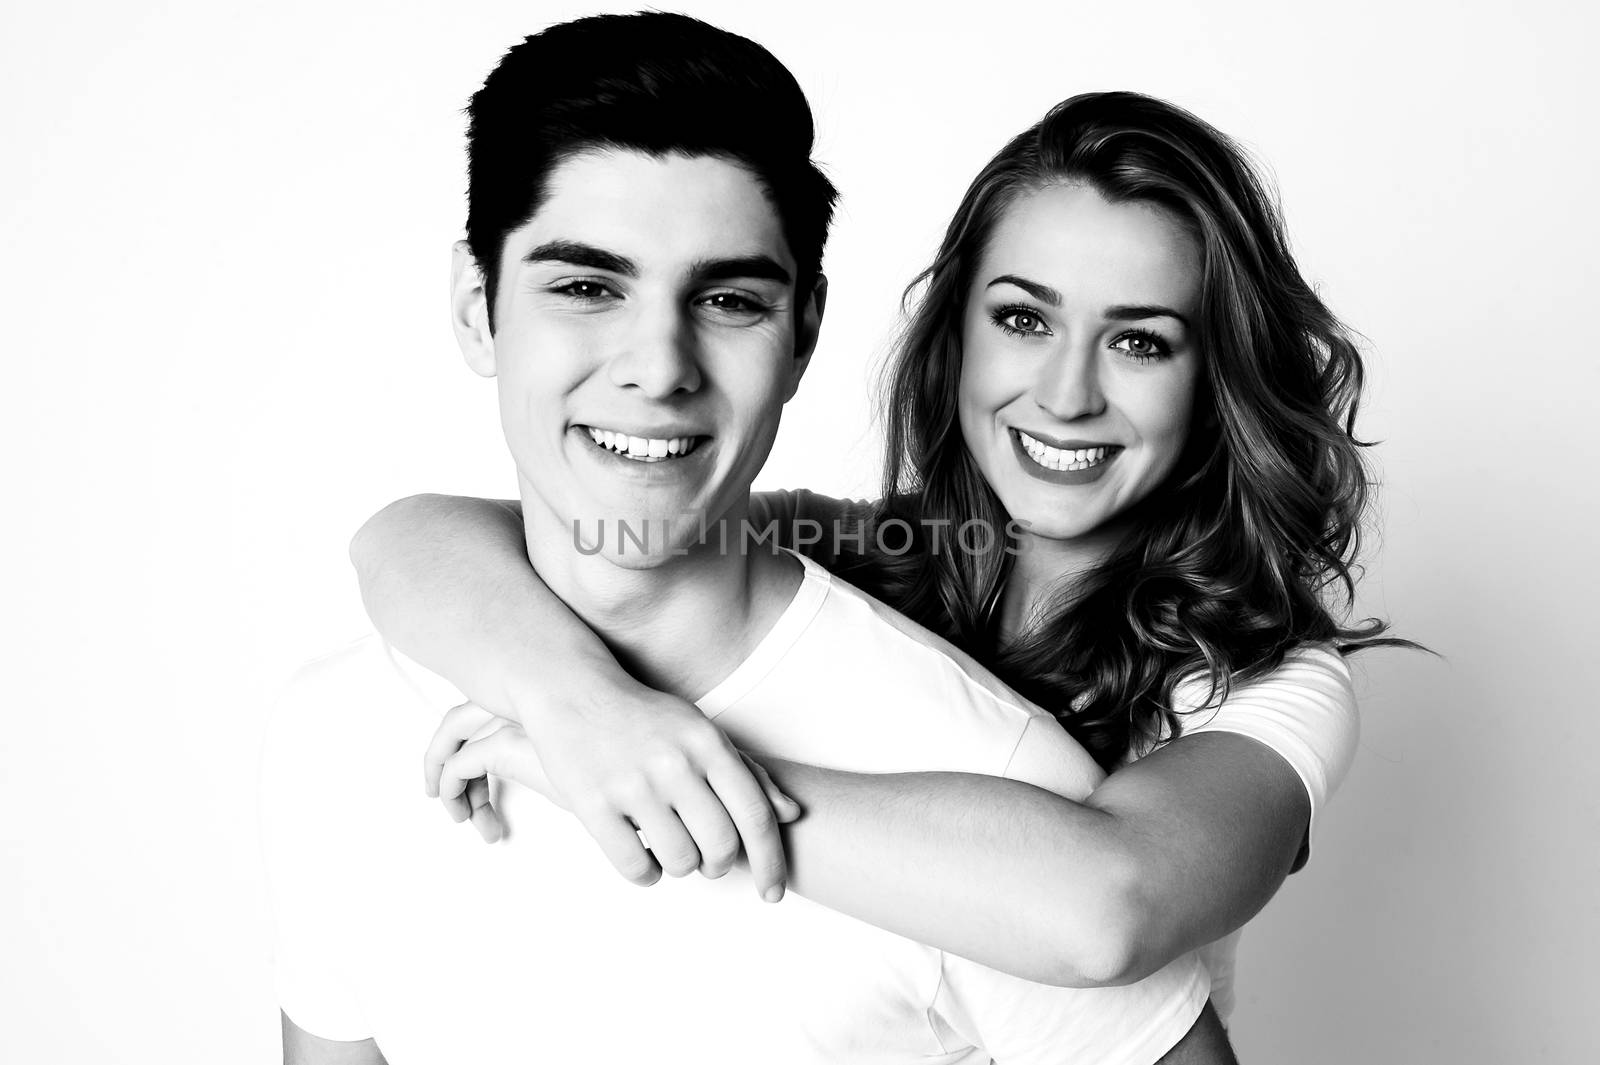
[466,11,839,327]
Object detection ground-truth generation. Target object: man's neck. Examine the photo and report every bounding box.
[521,489,801,701]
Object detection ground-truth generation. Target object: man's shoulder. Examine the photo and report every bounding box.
[282,633,391,694]
[274,635,458,721]
[722,556,1065,778]
[272,636,414,733]
[263,635,449,802]
[803,559,1041,719]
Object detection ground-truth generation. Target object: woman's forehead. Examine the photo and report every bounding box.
[978,185,1202,310]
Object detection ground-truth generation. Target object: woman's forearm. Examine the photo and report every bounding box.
[350,494,631,717]
[765,761,1144,987]
[763,727,1308,988]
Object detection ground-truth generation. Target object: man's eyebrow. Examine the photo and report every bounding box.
[521,241,636,276]
[985,274,1062,306]
[1105,304,1191,328]
[690,255,793,286]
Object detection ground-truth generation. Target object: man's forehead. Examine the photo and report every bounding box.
[511,148,794,274]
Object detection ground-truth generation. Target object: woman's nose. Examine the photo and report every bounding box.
[1034,345,1106,422]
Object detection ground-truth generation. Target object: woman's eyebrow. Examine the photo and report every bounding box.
[985,276,1189,328]
[985,274,1062,306]
[1104,304,1190,327]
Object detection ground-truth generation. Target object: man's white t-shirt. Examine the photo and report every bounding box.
[262,553,1211,1063]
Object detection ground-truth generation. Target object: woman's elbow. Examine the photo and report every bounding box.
[1039,906,1148,988]
[1032,856,1183,988]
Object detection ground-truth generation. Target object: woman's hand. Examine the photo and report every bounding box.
[424,685,802,901]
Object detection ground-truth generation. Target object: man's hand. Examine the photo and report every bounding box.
[424,690,801,901]
[426,703,541,845]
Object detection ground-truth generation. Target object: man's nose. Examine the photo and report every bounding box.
[606,303,702,398]
[1034,343,1107,422]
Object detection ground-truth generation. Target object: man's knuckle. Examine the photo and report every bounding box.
[609,775,655,805]
[646,749,695,779]
[684,725,729,757]
[614,853,654,880]
[660,850,699,877]
[737,800,777,829]
[702,832,740,863]
[621,862,651,881]
[571,796,614,824]
[700,854,734,878]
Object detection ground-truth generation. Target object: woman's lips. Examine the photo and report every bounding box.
[1009,429,1120,486]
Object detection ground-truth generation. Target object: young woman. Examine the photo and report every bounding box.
[352,91,1393,1016]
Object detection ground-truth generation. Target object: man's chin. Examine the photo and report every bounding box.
[568,513,719,567]
[588,546,694,571]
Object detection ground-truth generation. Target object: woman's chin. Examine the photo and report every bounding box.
[1008,509,1133,553]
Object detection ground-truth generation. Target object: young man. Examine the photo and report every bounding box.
[261,13,1232,1063]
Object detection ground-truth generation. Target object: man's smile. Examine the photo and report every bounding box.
[582,424,708,462]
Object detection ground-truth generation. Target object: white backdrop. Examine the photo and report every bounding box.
[4,1,1597,1061]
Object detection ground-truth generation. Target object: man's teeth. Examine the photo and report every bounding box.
[586,427,700,461]
[1017,431,1111,472]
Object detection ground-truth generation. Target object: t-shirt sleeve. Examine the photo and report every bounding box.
[748,488,876,568]
[1174,643,1359,866]
[930,950,1211,1065]
[259,659,373,1041]
[999,712,1106,800]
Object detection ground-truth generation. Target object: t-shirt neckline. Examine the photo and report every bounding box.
[694,549,831,719]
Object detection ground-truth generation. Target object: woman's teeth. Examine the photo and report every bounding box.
[586,427,701,461]
[1017,431,1111,472]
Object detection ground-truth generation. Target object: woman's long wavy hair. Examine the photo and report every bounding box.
[837,91,1398,768]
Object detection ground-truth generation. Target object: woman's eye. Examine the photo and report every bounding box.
[992,307,1051,337]
[1111,331,1172,360]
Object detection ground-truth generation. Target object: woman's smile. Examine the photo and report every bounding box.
[1009,429,1122,484]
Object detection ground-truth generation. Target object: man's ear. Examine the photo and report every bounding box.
[451,240,496,378]
[783,274,828,403]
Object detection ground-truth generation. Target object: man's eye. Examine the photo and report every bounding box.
[552,280,613,300]
[701,292,768,316]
